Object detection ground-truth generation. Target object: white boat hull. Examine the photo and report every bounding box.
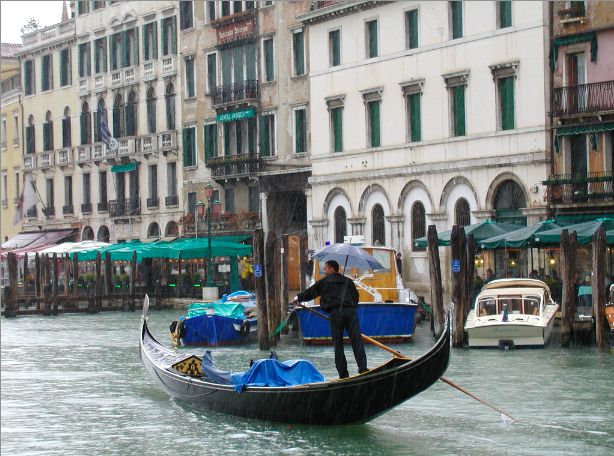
[466,312,557,348]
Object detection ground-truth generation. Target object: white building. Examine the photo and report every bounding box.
[299,1,551,296]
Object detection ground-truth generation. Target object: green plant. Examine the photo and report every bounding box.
[179,273,191,285]
[112,274,121,284]
[120,274,129,284]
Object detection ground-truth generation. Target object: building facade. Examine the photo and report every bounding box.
[1,43,23,243]
[544,1,614,220]
[299,1,553,295]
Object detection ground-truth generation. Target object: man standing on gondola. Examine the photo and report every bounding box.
[293,260,368,379]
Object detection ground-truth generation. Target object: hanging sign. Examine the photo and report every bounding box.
[451,259,461,273]
[217,108,254,123]
[254,264,262,278]
[217,18,254,44]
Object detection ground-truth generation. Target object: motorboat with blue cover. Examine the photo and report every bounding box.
[140,295,451,425]
[170,291,257,347]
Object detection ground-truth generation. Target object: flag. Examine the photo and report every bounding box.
[13,179,41,228]
[502,305,509,322]
[98,103,112,144]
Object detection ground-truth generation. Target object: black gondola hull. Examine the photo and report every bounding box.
[140,308,450,425]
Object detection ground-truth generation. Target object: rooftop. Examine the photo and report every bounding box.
[1,43,22,59]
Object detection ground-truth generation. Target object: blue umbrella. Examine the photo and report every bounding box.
[312,243,384,271]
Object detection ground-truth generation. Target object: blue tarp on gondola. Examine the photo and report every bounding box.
[230,358,326,393]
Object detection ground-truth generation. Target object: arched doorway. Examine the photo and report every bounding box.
[97,225,110,242]
[82,226,95,241]
[334,206,347,243]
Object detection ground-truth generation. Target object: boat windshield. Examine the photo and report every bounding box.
[355,249,392,275]
[477,298,497,316]
[478,295,542,316]
[524,296,541,315]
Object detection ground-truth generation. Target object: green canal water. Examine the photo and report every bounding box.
[1,310,613,456]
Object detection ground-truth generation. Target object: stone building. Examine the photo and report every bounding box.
[299,1,553,296]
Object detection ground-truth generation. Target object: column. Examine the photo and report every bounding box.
[260,191,269,234]
[386,215,405,252]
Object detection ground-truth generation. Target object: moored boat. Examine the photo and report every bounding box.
[607,284,614,353]
[170,291,257,347]
[464,278,559,349]
[295,245,419,344]
[140,296,451,425]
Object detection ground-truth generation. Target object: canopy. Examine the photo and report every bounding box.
[37,240,110,257]
[1,244,55,260]
[413,221,521,248]
[1,229,76,250]
[607,230,614,244]
[479,220,567,249]
[533,218,614,245]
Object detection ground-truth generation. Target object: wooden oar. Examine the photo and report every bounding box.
[293,301,519,422]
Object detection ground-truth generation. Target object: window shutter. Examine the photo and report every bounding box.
[62,118,70,147]
[204,124,213,162]
[207,54,217,90]
[453,86,465,136]
[78,44,83,78]
[368,21,378,58]
[24,61,30,95]
[41,56,48,91]
[452,1,463,39]
[133,28,139,66]
[152,22,158,59]
[500,77,514,131]
[148,99,156,134]
[86,43,91,76]
[246,43,256,80]
[294,31,304,76]
[295,109,306,153]
[500,1,512,28]
[26,126,34,153]
[222,48,232,85]
[370,101,380,147]
[143,25,149,61]
[121,31,128,68]
[248,117,256,156]
[408,10,418,49]
[166,94,175,131]
[259,115,270,157]
[331,30,340,66]
[171,16,177,55]
[224,122,231,156]
[265,40,274,82]
[236,121,243,154]
[161,19,168,56]
[94,40,100,74]
[233,47,243,83]
[183,127,194,166]
[333,108,342,152]
[93,110,99,143]
[110,34,117,70]
[125,103,134,137]
[409,93,421,142]
[102,37,107,72]
[186,59,195,97]
[80,112,88,145]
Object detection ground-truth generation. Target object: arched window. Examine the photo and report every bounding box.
[494,179,527,226]
[126,91,137,136]
[334,206,347,244]
[166,221,179,236]
[372,204,385,246]
[80,102,91,145]
[455,198,470,227]
[113,94,124,138]
[82,226,94,241]
[26,115,35,154]
[411,201,426,252]
[43,110,54,151]
[146,87,156,134]
[94,98,106,143]
[148,222,160,238]
[63,107,72,147]
[165,83,176,131]
[97,225,110,242]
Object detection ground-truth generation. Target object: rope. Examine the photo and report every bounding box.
[418,298,433,315]
[269,313,292,338]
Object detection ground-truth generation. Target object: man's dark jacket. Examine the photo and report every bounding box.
[296,272,359,312]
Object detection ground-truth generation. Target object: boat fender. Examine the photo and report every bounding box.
[169,320,178,334]
[239,320,250,337]
[174,319,186,339]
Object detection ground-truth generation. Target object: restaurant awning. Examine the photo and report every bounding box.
[1,229,77,250]
[479,220,567,249]
[533,218,614,245]
[413,221,521,248]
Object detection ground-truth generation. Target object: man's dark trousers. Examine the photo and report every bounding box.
[328,306,368,378]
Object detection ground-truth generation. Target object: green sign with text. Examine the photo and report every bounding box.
[217,108,255,122]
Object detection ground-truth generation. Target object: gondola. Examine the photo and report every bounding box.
[139,296,451,425]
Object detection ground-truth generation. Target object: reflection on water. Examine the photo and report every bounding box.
[2,311,613,456]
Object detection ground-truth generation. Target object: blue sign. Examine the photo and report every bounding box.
[254,264,262,277]
[452,259,461,273]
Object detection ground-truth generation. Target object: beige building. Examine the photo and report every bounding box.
[1,43,23,243]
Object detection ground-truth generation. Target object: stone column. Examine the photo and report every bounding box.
[521,207,549,226]
[260,191,269,234]
[347,217,366,236]
[426,212,448,233]
[386,215,405,252]
[308,220,329,248]
[471,210,496,223]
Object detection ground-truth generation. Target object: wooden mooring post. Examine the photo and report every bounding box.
[560,229,576,347]
[450,225,467,347]
[253,228,269,350]
[427,225,444,337]
[35,253,42,309]
[5,252,17,317]
[52,253,59,314]
[593,226,609,348]
[464,234,476,321]
[281,234,290,335]
[266,231,280,345]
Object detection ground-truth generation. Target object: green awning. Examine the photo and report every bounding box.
[555,124,614,136]
[111,163,137,173]
[479,220,566,249]
[533,218,614,245]
[549,32,597,69]
[217,108,254,123]
[214,235,252,244]
[414,221,521,248]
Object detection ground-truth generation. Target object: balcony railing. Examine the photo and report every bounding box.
[63,205,74,215]
[23,154,37,171]
[210,211,261,232]
[124,67,137,84]
[42,207,55,217]
[39,152,54,168]
[206,153,261,177]
[551,80,614,117]
[78,78,88,93]
[77,145,91,163]
[147,197,159,208]
[111,71,121,87]
[143,61,156,79]
[94,75,106,90]
[165,195,179,207]
[159,130,177,150]
[208,80,258,106]
[118,138,136,156]
[81,203,92,214]
[57,147,73,166]
[141,134,158,154]
[161,57,175,75]
[108,198,140,218]
[98,201,108,212]
[543,171,614,203]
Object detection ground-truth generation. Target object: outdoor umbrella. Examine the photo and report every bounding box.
[533,218,614,245]
[413,221,521,248]
[479,220,566,249]
[607,230,614,245]
[312,243,384,271]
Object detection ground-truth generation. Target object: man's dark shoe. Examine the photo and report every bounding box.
[358,367,369,374]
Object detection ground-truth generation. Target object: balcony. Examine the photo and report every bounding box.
[208,80,259,106]
[1,199,7,207]
[78,78,88,94]
[159,130,178,155]
[206,153,261,178]
[23,154,37,171]
[141,133,158,155]
[21,19,74,52]
[39,152,54,169]
[81,203,92,214]
[123,67,137,84]
[108,198,140,218]
[118,138,137,156]
[165,195,179,207]
[26,207,37,218]
[57,147,73,167]
[111,71,121,87]
[543,171,614,204]
[63,205,74,215]
[142,61,156,80]
[161,57,175,76]
[210,211,261,232]
[551,80,614,117]
[147,197,159,208]
[98,201,108,212]
[76,145,91,164]
[94,75,106,91]
[42,207,55,217]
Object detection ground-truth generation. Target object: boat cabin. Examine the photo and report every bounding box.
[474,279,553,317]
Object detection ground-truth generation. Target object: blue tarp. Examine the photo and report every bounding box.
[230,359,327,393]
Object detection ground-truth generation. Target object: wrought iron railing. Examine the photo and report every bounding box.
[542,171,614,203]
[147,197,159,208]
[208,80,258,105]
[551,80,614,117]
[165,195,179,207]
[108,198,140,218]
[206,153,261,177]
[63,205,74,215]
[98,201,108,212]
[81,203,92,213]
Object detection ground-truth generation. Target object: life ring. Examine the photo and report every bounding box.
[239,320,250,337]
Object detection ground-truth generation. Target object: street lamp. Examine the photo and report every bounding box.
[204,184,221,288]
[195,201,205,239]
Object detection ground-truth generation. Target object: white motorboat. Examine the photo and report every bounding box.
[464,278,559,349]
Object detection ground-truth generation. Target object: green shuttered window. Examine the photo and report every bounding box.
[183,127,196,167]
[330,30,340,66]
[332,108,343,152]
[409,93,421,142]
[500,77,514,131]
[369,101,381,147]
[451,1,463,39]
[207,54,217,90]
[185,58,195,98]
[367,20,378,58]
[295,109,307,153]
[259,115,274,157]
[24,60,34,95]
[204,124,218,162]
[407,9,419,49]
[499,1,512,29]
[294,31,305,76]
[452,85,465,137]
[264,39,274,82]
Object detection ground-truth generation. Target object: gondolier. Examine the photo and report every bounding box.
[293,260,368,379]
